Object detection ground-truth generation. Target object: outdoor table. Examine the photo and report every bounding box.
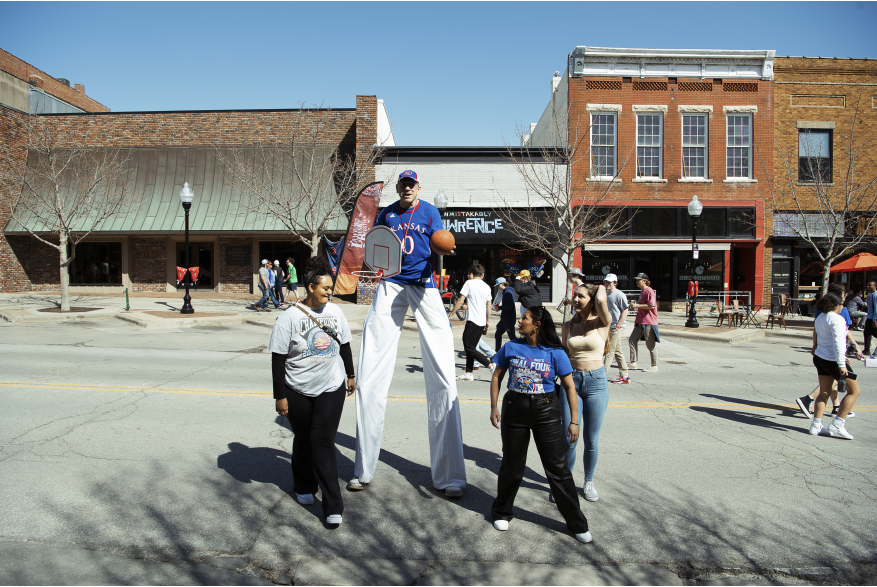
[787,298,813,317]
[739,305,762,328]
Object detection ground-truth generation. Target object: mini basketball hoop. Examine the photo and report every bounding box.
[352,270,382,303]
[364,225,402,278]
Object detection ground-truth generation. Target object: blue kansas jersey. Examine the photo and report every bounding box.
[376,201,443,288]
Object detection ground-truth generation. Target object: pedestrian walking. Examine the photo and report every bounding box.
[494,278,516,351]
[862,282,877,355]
[255,259,281,311]
[273,260,286,306]
[270,257,355,526]
[794,283,858,419]
[602,274,630,384]
[556,283,611,503]
[808,292,862,440]
[489,305,592,543]
[285,257,300,304]
[628,273,659,372]
[450,264,496,381]
[513,269,541,319]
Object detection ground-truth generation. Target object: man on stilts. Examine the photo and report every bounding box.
[349,170,467,498]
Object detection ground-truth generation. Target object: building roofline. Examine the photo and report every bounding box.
[778,56,872,60]
[0,47,109,110]
[572,46,775,60]
[36,107,357,117]
[376,146,565,158]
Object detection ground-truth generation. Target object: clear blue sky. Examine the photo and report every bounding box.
[3,2,876,146]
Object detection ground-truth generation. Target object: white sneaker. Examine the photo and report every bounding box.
[326,514,342,526]
[346,477,367,491]
[493,520,509,531]
[295,492,315,505]
[575,531,593,543]
[644,366,659,373]
[583,482,599,502]
[808,420,824,436]
[456,373,474,381]
[489,362,497,373]
[826,417,854,440]
[628,362,638,370]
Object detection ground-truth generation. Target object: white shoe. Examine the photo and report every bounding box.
[489,362,497,373]
[326,514,342,526]
[583,482,599,502]
[294,492,315,505]
[456,373,474,381]
[644,366,659,373]
[346,477,367,491]
[808,420,824,436]
[826,417,854,440]
[575,531,593,543]
[628,362,638,370]
[493,520,509,531]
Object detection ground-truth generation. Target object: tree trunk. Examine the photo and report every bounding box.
[308,234,320,258]
[821,263,831,295]
[59,233,71,312]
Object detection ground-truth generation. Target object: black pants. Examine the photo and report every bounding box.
[495,322,514,352]
[285,382,346,517]
[492,391,588,534]
[865,319,875,353]
[463,321,492,372]
[274,283,285,304]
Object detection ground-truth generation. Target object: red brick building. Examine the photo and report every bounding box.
[1,50,390,294]
[528,47,776,308]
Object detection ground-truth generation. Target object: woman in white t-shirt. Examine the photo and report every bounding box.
[270,257,356,526]
[451,263,495,382]
[810,293,861,440]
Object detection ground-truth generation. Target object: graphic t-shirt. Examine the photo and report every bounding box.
[493,340,573,395]
[461,278,492,327]
[636,287,658,325]
[376,200,443,288]
[268,303,353,397]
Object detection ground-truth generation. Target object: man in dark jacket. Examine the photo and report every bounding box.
[513,269,541,318]
[494,277,517,350]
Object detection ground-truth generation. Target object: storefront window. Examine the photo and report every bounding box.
[580,252,630,289]
[69,242,122,285]
[730,208,756,238]
[681,208,727,238]
[632,208,678,237]
[259,241,310,285]
[676,250,724,298]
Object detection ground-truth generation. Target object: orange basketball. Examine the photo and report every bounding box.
[430,229,455,255]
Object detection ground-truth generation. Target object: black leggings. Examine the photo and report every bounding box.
[285,382,346,517]
[865,319,875,353]
[495,322,514,352]
[462,321,492,372]
[492,391,588,534]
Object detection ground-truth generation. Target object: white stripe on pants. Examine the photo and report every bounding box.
[354,280,467,489]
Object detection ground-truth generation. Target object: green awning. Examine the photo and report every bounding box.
[4,147,350,234]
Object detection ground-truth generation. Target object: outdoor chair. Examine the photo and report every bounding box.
[715,301,737,328]
[766,295,788,330]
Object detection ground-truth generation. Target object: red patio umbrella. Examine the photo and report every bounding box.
[829,253,877,273]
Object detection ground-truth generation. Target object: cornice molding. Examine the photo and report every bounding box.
[569,46,775,80]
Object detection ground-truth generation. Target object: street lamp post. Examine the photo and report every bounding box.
[685,195,703,328]
[434,188,448,292]
[179,182,195,314]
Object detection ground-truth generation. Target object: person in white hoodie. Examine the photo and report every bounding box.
[810,293,862,440]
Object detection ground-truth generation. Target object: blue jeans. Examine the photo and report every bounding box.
[257,285,280,310]
[558,367,609,482]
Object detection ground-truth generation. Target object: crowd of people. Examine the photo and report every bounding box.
[266,168,865,545]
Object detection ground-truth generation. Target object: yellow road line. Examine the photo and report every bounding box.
[0,382,874,410]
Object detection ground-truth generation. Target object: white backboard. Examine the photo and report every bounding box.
[364,225,402,278]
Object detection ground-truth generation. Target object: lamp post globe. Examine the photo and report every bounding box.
[685,195,701,328]
[434,189,448,292]
[179,182,195,314]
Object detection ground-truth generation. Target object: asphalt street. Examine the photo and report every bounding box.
[0,316,875,585]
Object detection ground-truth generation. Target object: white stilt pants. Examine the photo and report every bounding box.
[354,280,467,489]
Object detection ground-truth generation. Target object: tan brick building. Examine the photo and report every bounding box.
[529,47,775,308]
[767,57,877,314]
[1,50,392,294]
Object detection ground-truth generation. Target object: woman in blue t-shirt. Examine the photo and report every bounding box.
[489,306,592,543]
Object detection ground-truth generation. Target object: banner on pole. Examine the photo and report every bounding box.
[323,235,346,280]
[334,182,384,295]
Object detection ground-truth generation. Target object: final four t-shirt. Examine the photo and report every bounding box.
[493,340,573,394]
[376,200,443,288]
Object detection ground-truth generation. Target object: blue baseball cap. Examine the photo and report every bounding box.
[397,170,419,183]
[495,277,506,286]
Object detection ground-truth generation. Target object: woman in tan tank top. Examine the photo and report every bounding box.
[557,283,612,503]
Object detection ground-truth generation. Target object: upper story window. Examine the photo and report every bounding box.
[798,130,832,183]
[682,114,707,178]
[636,114,663,178]
[726,114,752,178]
[591,113,617,177]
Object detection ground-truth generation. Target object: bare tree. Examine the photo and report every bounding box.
[216,106,384,257]
[0,112,138,311]
[760,96,877,295]
[494,110,634,304]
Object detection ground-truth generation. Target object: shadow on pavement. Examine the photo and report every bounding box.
[700,393,800,416]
